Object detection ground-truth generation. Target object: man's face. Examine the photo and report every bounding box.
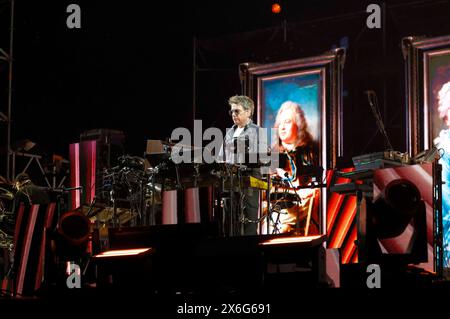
[229,103,251,128]
[278,110,298,144]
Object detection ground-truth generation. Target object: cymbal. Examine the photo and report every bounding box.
[0,187,13,200]
[89,207,137,225]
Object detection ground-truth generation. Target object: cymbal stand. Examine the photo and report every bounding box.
[257,180,284,234]
[110,189,117,228]
[266,173,271,235]
[110,170,121,228]
[149,171,156,226]
[193,164,200,188]
[255,203,283,234]
[217,165,226,236]
[220,163,235,236]
[139,172,146,226]
[174,163,183,190]
[285,178,303,235]
[147,162,166,226]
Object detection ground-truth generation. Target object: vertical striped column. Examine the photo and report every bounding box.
[185,188,201,223]
[162,190,177,224]
[69,143,80,210]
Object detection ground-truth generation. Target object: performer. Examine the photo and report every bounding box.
[0,177,14,287]
[269,101,320,234]
[0,185,14,236]
[1,173,51,295]
[217,95,267,236]
[434,81,450,268]
[12,173,50,212]
[2,172,51,236]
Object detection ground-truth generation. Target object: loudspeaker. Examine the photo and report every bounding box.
[364,163,435,271]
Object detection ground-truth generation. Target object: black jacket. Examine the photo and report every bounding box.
[13,183,50,213]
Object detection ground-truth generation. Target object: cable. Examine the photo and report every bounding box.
[368,91,394,151]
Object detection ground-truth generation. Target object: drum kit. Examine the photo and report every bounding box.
[0,185,14,250]
[89,155,158,227]
[142,142,320,236]
[91,144,274,230]
[78,140,325,235]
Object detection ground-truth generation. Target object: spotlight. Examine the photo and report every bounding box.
[54,211,91,260]
[366,178,428,265]
[372,179,421,239]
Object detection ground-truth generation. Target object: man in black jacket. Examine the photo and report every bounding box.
[13,173,50,209]
[217,95,268,236]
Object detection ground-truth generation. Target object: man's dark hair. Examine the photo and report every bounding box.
[15,172,31,184]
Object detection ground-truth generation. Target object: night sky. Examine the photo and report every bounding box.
[2,0,310,157]
[1,0,450,171]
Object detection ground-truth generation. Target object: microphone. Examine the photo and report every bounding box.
[47,186,84,193]
[64,186,84,192]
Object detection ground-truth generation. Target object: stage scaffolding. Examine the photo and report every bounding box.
[0,0,14,181]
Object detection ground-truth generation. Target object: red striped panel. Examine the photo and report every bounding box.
[341,223,357,264]
[34,203,57,291]
[69,143,80,210]
[13,204,25,247]
[326,168,358,263]
[44,203,56,228]
[329,196,356,248]
[16,205,40,296]
[327,192,345,232]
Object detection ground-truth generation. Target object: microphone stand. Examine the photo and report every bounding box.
[150,171,155,226]
[266,173,271,235]
[237,164,247,236]
[228,164,234,236]
[367,91,393,151]
[148,162,166,226]
[86,196,97,219]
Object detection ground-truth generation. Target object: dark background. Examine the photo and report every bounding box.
[1,0,450,174]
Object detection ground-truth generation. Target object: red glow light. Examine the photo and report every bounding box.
[271,3,281,14]
[260,235,322,246]
[93,248,153,258]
